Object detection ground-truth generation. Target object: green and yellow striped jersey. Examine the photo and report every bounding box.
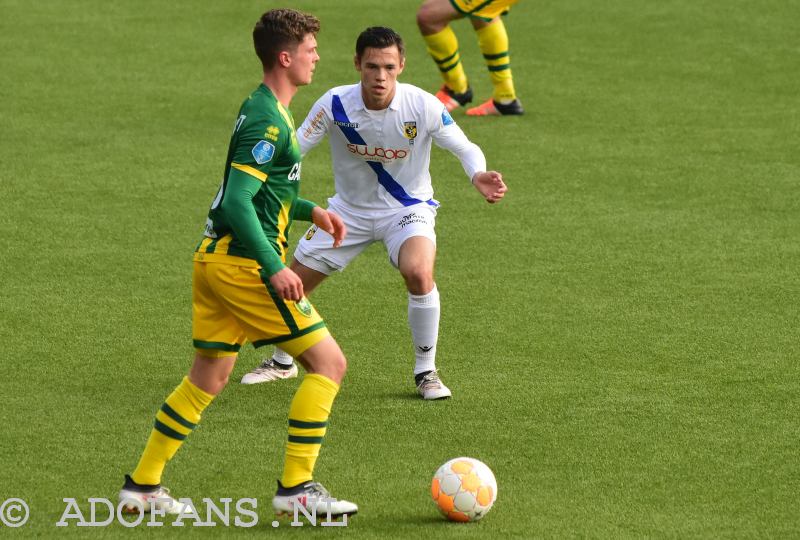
[195,84,308,274]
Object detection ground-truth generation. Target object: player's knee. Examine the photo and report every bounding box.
[191,374,228,396]
[207,373,230,395]
[402,267,434,295]
[218,376,231,394]
[416,7,430,30]
[190,353,234,395]
[330,351,348,382]
[416,4,443,33]
[315,349,347,384]
[298,336,348,384]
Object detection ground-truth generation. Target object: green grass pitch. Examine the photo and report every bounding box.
[1,0,798,537]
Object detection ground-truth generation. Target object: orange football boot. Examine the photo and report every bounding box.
[435,85,473,112]
[466,98,524,116]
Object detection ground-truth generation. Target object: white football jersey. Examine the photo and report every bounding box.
[297,82,486,211]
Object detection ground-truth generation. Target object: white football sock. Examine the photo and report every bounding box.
[408,284,440,376]
[272,348,294,367]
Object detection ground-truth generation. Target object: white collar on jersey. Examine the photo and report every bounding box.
[356,82,403,112]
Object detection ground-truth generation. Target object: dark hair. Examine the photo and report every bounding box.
[355,26,405,59]
[253,9,320,70]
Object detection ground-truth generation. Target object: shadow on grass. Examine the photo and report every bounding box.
[398,515,452,525]
[380,391,423,401]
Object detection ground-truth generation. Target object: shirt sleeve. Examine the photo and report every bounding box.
[297,92,332,157]
[428,98,487,181]
[222,111,289,276]
[292,198,318,222]
[231,110,286,182]
[221,168,286,276]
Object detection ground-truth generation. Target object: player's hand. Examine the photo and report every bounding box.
[269,267,304,301]
[311,206,347,248]
[472,171,508,204]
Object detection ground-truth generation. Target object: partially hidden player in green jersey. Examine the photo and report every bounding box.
[119,8,359,519]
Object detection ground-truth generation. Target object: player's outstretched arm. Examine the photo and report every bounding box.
[471,171,508,204]
[311,206,347,248]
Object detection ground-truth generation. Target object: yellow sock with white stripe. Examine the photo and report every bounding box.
[423,27,469,94]
[476,19,517,103]
[281,373,339,488]
[131,377,214,485]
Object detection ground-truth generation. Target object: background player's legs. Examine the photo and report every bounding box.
[398,237,450,400]
[417,0,473,109]
[466,16,524,116]
[473,17,516,103]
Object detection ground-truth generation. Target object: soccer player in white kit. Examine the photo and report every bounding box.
[242,26,507,399]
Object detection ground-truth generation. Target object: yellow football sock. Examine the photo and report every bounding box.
[423,27,469,94]
[131,376,214,485]
[281,373,339,488]
[476,19,517,103]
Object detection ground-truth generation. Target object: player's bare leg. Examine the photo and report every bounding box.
[398,236,451,400]
[189,353,238,394]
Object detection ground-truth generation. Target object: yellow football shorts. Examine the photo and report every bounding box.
[192,260,329,358]
[449,0,518,21]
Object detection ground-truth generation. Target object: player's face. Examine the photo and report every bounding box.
[288,33,320,86]
[355,46,405,110]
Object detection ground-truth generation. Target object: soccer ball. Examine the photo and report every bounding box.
[430,457,497,522]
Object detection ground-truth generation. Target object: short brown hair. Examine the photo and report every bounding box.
[253,9,320,70]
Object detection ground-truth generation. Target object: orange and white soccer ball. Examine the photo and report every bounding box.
[431,457,497,522]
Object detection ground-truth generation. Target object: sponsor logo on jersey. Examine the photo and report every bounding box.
[441,109,455,126]
[334,120,359,128]
[303,110,326,138]
[288,162,302,182]
[265,125,280,141]
[403,121,417,140]
[305,225,318,240]
[346,143,409,162]
[295,298,313,318]
[251,140,275,164]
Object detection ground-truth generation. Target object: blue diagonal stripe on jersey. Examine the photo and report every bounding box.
[331,95,437,208]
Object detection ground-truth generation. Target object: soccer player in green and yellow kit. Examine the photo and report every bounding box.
[118,8,358,518]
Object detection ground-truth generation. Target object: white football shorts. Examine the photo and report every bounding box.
[294,197,438,275]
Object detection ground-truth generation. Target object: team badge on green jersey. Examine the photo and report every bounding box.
[295,297,313,318]
[252,140,275,164]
